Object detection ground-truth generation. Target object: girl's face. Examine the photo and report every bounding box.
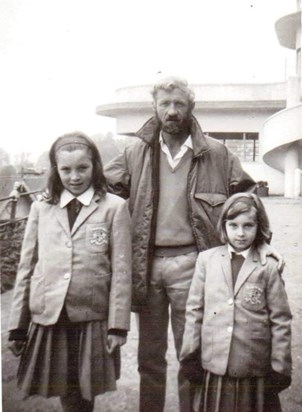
[225,210,258,252]
[56,148,93,196]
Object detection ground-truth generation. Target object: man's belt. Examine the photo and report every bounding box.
[154,244,198,257]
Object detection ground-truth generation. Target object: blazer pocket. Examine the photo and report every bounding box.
[86,223,110,254]
[29,275,45,314]
[92,273,111,313]
[250,330,271,370]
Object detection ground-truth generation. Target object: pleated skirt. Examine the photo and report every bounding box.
[17,309,120,401]
[193,370,282,412]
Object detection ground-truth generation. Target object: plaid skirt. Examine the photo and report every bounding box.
[192,370,282,412]
[17,309,120,401]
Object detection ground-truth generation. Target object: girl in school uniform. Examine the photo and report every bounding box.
[180,193,292,412]
[8,132,132,412]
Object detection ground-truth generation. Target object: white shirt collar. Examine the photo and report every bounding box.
[60,186,95,208]
[228,244,251,259]
[159,133,193,150]
[159,134,193,169]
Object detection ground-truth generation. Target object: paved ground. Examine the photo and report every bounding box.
[1,196,302,411]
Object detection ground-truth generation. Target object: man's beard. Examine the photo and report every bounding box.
[155,111,191,135]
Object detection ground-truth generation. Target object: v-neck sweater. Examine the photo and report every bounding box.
[155,149,195,247]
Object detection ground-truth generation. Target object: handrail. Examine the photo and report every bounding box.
[0,217,28,228]
[0,190,42,202]
[0,188,43,228]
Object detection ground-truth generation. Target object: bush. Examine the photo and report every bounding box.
[0,220,26,293]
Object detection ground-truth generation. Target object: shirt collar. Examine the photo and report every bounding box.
[159,133,193,150]
[60,186,95,208]
[228,244,251,259]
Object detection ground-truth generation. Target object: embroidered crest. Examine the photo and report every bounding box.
[244,284,263,305]
[89,227,108,246]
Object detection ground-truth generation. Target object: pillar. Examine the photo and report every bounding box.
[284,144,299,197]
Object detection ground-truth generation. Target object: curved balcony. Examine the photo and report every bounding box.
[96,83,286,135]
[275,11,301,50]
[262,103,302,172]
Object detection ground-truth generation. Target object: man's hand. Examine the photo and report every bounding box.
[257,243,285,273]
[106,335,127,354]
[180,352,203,385]
[265,371,291,393]
[8,340,26,357]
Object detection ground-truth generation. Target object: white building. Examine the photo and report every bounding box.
[261,5,302,197]
[96,6,302,197]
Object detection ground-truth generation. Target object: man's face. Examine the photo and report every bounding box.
[153,88,192,134]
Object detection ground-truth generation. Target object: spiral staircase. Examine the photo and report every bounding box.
[261,5,302,197]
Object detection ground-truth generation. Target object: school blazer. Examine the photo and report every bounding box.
[9,192,132,332]
[180,245,292,378]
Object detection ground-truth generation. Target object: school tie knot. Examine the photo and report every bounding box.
[231,252,245,288]
[67,198,82,229]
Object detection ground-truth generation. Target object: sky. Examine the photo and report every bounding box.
[0,0,298,162]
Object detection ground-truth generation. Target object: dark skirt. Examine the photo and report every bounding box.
[192,370,282,412]
[17,310,120,401]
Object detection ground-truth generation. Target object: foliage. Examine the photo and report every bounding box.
[0,147,10,168]
[0,220,26,293]
[0,164,17,177]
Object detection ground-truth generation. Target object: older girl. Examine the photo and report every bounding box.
[8,132,132,412]
[180,193,292,412]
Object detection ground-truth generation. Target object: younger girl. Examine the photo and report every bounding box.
[8,132,132,412]
[180,193,292,412]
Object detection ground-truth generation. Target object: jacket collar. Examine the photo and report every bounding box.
[135,115,210,157]
[55,192,102,237]
[220,244,258,296]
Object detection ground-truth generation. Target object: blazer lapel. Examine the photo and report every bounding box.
[234,247,258,296]
[71,193,100,236]
[220,245,233,295]
[55,206,71,238]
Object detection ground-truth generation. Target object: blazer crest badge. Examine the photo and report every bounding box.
[243,283,263,306]
[89,227,108,246]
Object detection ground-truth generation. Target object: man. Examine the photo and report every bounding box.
[104,76,281,411]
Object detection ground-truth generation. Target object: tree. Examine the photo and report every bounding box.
[92,133,120,165]
[0,148,10,169]
[35,151,50,172]
[0,164,17,177]
[13,152,34,173]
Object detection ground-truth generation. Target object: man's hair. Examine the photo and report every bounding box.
[151,76,195,109]
[44,131,107,204]
[217,193,271,246]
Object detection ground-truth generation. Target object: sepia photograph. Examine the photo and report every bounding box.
[1,1,302,411]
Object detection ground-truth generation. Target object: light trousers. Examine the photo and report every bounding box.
[138,252,198,412]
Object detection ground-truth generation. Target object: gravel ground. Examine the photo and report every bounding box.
[1,196,302,412]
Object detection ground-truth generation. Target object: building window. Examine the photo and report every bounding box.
[207,132,259,162]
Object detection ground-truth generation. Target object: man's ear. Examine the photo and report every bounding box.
[190,101,195,112]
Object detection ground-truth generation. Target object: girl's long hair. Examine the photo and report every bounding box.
[44,131,107,204]
[217,193,271,246]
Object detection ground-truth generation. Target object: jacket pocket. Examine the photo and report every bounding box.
[194,193,227,207]
[250,329,271,371]
[86,223,110,254]
[29,275,45,314]
[194,193,227,226]
[92,273,111,312]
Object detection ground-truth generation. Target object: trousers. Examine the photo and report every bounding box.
[138,251,198,412]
